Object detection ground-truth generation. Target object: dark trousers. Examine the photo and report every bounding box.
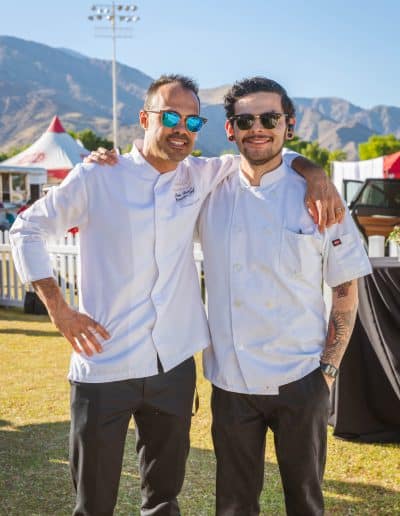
[211,368,331,516]
[69,357,196,516]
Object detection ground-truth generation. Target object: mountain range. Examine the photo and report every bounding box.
[1,35,400,159]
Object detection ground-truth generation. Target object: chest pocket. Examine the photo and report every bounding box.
[280,229,323,282]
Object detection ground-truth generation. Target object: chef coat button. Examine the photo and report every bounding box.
[153,296,162,306]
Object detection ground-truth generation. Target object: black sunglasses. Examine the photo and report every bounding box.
[229,112,288,131]
[146,110,207,133]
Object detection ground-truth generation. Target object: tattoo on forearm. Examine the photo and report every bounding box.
[333,281,352,299]
[322,307,357,366]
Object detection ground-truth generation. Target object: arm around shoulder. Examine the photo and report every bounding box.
[284,150,345,232]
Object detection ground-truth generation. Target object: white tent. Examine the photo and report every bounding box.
[2,116,89,182]
[332,157,384,201]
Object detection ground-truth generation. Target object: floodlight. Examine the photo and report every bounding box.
[86,2,140,150]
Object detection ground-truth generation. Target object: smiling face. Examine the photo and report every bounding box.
[140,82,199,172]
[226,91,289,171]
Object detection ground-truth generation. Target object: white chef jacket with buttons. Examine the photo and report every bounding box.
[10,144,298,383]
[198,160,372,395]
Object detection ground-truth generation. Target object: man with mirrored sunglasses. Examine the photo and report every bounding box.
[196,76,371,515]
[11,74,344,516]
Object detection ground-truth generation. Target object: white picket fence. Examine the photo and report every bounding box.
[0,231,205,310]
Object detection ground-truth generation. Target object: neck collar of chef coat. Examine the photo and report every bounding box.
[239,158,287,190]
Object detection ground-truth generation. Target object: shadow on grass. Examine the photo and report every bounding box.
[0,422,399,515]
[0,328,60,337]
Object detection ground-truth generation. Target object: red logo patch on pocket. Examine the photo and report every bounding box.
[332,238,342,247]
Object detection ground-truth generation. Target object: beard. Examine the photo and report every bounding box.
[239,139,285,167]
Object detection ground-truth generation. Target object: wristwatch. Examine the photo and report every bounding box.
[320,361,338,379]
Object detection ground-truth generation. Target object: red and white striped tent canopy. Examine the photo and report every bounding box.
[3,116,89,182]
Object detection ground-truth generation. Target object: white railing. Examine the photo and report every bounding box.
[0,230,28,307]
[0,231,81,309]
[0,231,205,310]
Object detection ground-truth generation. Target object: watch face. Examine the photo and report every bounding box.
[321,363,338,378]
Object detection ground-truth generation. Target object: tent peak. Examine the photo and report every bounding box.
[47,116,65,133]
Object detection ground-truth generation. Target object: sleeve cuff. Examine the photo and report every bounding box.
[12,243,55,285]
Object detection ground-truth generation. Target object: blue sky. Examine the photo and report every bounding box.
[1,0,399,109]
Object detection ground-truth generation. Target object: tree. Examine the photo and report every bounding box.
[358,134,400,160]
[286,138,346,176]
[284,136,309,155]
[67,129,113,152]
[328,149,347,162]
[121,143,133,154]
[0,145,30,162]
[220,149,237,156]
[191,149,202,157]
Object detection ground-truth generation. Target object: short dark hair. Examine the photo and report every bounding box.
[224,76,295,120]
[144,74,200,109]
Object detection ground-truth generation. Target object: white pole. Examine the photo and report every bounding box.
[111,2,118,150]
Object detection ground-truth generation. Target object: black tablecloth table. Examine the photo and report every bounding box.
[329,258,400,443]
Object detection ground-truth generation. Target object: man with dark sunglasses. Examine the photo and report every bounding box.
[11,74,344,516]
[196,77,371,515]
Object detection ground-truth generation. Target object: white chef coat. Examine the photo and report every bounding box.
[10,145,297,383]
[198,160,372,395]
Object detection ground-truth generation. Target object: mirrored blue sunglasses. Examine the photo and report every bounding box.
[146,110,207,133]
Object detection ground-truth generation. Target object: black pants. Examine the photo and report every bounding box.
[69,357,196,516]
[211,368,331,516]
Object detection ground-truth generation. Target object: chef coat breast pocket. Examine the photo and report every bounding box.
[280,228,323,280]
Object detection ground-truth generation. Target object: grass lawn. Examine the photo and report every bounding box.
[0,306,399,515]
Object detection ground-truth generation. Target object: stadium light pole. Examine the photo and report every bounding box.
[88,3,140,150]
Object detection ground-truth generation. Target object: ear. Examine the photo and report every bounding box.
[225,119,235,141]
[139,110,148,130]
[286,117,296,140]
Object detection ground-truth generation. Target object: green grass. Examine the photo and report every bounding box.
[0,307,399,515]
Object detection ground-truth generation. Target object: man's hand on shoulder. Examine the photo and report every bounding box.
[291,156,345,232]
[304,170,345,232]
[84,147,119,166]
